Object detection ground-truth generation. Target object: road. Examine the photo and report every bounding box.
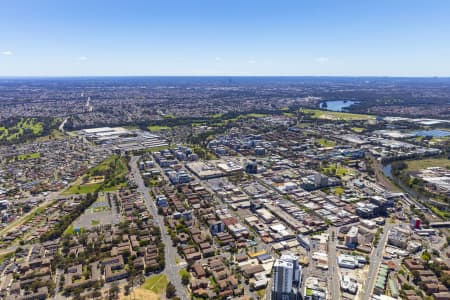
[58,117,68,132]
[130,156,188,300]
[362,223,394,300]
[53,269,64,300]
[328,227,340,300]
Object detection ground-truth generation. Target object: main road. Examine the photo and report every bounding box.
[362,223,394,300]
[130,156,187,300]
[328,226,340,300]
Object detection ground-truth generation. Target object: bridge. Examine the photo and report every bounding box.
[429,221,450,228]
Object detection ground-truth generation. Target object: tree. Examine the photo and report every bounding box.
[166,282,176,299]
[181,272,190,285]
[124,284,131,296]
[108,282,120,300]
[421,250,431,262]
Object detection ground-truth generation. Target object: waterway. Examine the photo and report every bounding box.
[319,100,358,112]
[412,130,450,138]
[382,163,423,200]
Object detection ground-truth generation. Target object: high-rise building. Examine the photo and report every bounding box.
[272,254,302,300]
[245,160,258,174]
[345,226,358,249]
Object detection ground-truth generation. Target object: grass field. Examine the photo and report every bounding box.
[65,155,128,194]
[0,127,8,139]
[141,274,168,294]
[430,136,450,144]
[302,108,375,121]
[16,152,41,160]
[146,145,171,152]
[179,268,190,280]
[241,113,267,118]
[64,224,86,235]
[336,166,351,177]
[87,155,128,178]
[0,252,15,264]
[65,182,102,194]
[179,268,189,276]
[316,138,336,147]
[322,164,352,178]
[210,113,223,118]
[64,224,75,235]
[430,206,450,220]
[351,127,365,133]
[256,289,266,298]
[0,118,45,142]
[406,158,450,171]
[147,125,170,131]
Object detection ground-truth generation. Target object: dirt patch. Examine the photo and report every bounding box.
[120,288,162,300]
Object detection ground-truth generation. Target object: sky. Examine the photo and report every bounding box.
[1,0,450,77]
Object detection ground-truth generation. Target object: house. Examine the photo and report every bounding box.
[192,263,206,278]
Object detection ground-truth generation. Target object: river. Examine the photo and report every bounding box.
[382,163,424,200]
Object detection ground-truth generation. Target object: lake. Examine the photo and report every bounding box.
[412,130,450,138]
[319,100,358,112]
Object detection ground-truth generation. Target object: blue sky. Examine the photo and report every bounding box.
[1,0,450,76]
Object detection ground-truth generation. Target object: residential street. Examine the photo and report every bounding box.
[130,156,188,299]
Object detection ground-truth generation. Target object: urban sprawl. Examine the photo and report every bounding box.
[0,78,450,300]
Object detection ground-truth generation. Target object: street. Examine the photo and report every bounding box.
[362,223,394,300]
[328,227,340,300]
[130,156,188,300]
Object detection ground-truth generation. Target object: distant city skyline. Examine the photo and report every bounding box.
[1,0,450,77]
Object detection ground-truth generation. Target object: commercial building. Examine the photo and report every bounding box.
[245,160,258,174]
[345,226,358,248]
[341,275,358,294]
[410,217,421,229]
[297,234,311,251]
[337,254,358,269]
[387,226,409,249]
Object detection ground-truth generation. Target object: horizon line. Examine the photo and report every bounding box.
[0,74,449,79]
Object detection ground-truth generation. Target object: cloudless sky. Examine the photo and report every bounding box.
[1,0,450,76]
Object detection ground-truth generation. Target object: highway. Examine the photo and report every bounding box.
[130,156,187,300]
[362,223,394,300]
